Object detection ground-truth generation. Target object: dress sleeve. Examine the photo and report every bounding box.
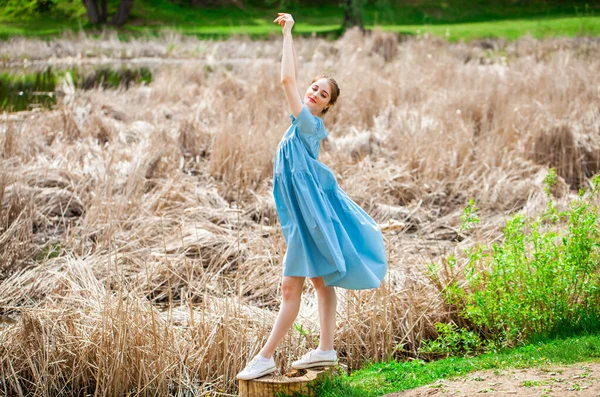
[295,105,328,141]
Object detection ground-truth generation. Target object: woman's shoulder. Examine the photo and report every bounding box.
[290,105,324,124]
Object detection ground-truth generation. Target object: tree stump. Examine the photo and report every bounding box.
[238,368,332,397]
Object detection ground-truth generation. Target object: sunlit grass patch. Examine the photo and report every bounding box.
[379,16,600,41]
[318,335,600,396]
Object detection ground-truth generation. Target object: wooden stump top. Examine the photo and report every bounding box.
[238,368,332,397]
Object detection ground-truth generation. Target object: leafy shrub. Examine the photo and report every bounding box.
[0,0,84,19]
[428,169,600,348]
[419,322,484,358]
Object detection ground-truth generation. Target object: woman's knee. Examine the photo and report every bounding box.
[281,277,304,301]
[310,277,329,293]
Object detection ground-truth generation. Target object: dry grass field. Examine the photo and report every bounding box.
[1,30,599,395]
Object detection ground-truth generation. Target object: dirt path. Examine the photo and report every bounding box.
[383,362,600,397]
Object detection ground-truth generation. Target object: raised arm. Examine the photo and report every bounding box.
[274,13,302,117]
[292,35,299,82]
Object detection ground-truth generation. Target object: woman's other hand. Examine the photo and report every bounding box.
[273,13,294,35]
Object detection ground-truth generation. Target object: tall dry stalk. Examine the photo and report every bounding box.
[0,31,599,395]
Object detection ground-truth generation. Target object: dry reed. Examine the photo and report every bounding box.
[0,30,599,395]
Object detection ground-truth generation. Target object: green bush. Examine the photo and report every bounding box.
[0,0,85,19]
[428,169,600,348]
[419,322,484,358]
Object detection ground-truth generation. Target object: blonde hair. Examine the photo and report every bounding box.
[310,75,340,116]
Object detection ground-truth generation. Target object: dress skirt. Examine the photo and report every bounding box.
[273,105,387,290]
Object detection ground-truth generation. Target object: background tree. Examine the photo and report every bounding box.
[342,0,365,32]
[82,0,134,26]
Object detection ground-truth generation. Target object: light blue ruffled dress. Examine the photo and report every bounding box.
[273,105,387,290]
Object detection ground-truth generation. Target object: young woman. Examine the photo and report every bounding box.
[236,13,387,381]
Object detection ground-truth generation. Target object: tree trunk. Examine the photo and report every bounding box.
[82,0,101,24]
[99,0,108,23]
[110,0,135,27]
[342,0,365,32]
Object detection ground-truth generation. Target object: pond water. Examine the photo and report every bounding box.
[0,65,153,112]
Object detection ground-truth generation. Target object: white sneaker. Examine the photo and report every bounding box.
[291,349,338,369]
[236,355,276,380]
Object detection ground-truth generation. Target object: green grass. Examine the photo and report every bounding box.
[381,16,600,41]
[315,334,600,397]
[0,0,599,40]
[0,19,84,39]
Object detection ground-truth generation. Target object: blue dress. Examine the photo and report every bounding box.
[273,105,387,290]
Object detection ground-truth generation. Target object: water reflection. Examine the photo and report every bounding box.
[1,65,153,112]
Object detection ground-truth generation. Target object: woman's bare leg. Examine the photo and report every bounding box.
[310,277,337,351]
[259,276,305,358]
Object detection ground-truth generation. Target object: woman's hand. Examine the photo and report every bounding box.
[273,13,294,35]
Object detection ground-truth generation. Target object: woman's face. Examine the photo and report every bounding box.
[304,78,332,114]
